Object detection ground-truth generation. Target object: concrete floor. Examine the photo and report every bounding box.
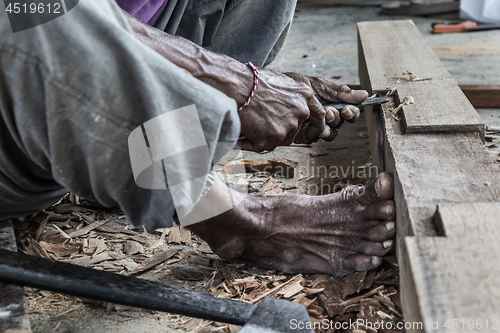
[29,4,500,332]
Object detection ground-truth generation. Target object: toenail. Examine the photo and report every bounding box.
[385,202,395,215]
[371,256,381,267]
[383,240,393,248]
[375,178,382,196]
[342,108,354,119]
[385,222,395,232]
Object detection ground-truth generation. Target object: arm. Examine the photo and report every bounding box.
[124,13,368,152]
[124,12,255,109]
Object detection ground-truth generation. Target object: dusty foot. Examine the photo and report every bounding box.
[188,172,395,276]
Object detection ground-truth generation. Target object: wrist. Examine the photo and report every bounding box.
[191,55,256,107]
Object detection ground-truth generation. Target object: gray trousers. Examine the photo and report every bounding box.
[0,0,296,229]
[155,0,296,66]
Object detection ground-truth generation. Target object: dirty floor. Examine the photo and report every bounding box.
[19,3,500,333]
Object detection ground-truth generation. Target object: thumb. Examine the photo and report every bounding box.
[337,89,369,105]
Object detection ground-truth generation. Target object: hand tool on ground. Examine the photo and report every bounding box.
[0,247,314,333]
[432,21,500,33]
[238,97,388,141]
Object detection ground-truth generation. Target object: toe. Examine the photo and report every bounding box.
[340,254,382,276]
[361,200,396,221]
[358,172,394,204]
[337,172,393,205]
[365,221,396,241]
[358,240,393,256]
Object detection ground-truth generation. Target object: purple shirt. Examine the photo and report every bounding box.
[116,0,168,26]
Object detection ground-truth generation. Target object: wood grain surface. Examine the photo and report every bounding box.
[407,203,500,332]
[358,20,484,136]
[358,20,500,333]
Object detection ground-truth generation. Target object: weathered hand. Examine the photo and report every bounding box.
[126,15,368,152]
[236,68,317,152]
[284,72,369,144]
[236,69,369,151]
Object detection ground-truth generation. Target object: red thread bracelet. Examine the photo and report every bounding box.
[238,62,259,112]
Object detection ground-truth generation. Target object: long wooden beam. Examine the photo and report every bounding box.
[407,202,500,327]
[358,20,500,333]
[345,84,500,109]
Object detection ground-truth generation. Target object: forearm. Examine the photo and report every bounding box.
[124,12,253,106]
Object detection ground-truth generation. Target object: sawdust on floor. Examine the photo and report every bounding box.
[15,162,403,333]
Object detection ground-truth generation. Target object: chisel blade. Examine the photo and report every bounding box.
[326,97,388,110]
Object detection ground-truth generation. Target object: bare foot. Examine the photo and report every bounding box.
[188,172,395,276]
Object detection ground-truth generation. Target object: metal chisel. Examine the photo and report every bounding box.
[325,96,389,110]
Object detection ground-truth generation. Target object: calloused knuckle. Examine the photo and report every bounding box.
[300,109,310,119]
[272,129,287,142]
[299,83,313,95]
[314,108,326,118]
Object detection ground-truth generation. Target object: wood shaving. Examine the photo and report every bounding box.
[386,78,401,96]
[15,166,404,333]
[390,96,415,120]
[393,70,432,82]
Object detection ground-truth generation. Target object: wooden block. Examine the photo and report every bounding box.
[357,20,484,136]
[379,98,500,332]
[380,97,500,238]
[460,85,500,108]
[407,203,500,332]
[0,220,32,332]
[358,20,499,332]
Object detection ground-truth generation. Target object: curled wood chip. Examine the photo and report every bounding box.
[386,79,401,96]
[390,96,415,120]
[393,70,432,82]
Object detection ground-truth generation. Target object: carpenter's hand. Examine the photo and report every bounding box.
[124,15,368,152]
[237,68,368,152]
[284,72,368,144]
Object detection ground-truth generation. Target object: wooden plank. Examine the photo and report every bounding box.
[407,202,500,332]
[358,30,382,170]
[460,85,500,108]
[379,97,500,332]
[380,2,459,16]
[357,20,484,136]
[358,21,500,332]
[348,85,500,109]
[380,97,500,238]
[0,220,32,332]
